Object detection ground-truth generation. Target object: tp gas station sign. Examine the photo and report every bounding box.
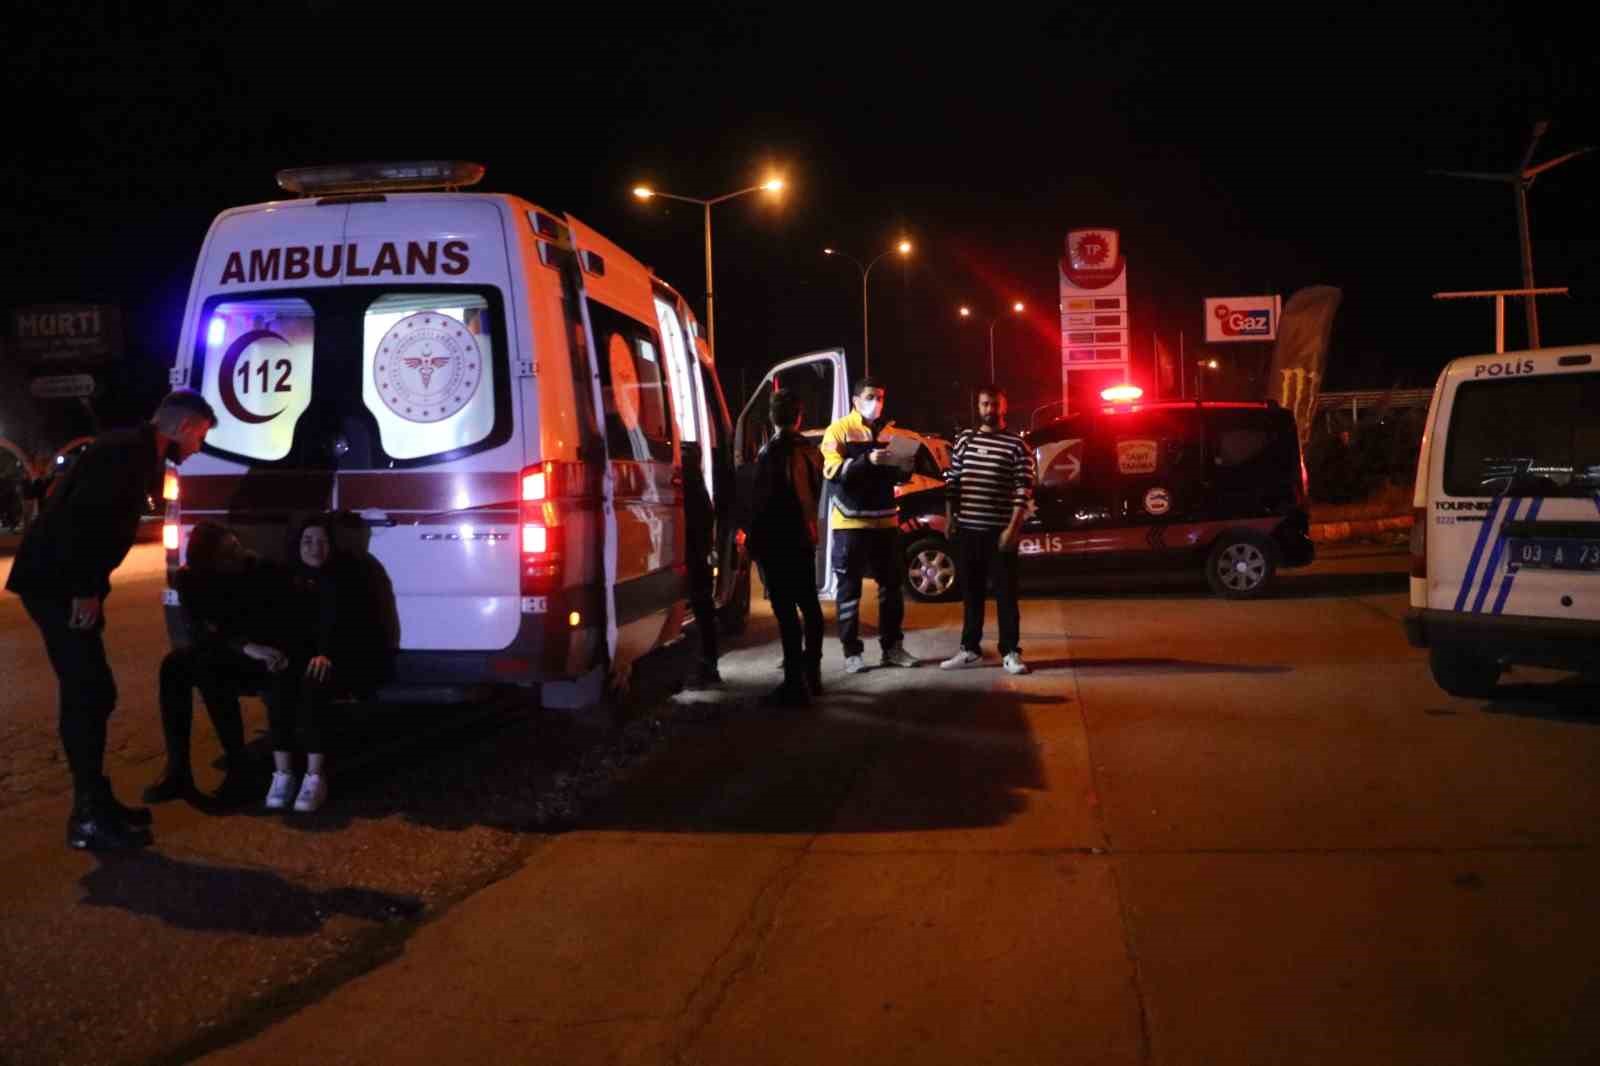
[1060,229,1130,413]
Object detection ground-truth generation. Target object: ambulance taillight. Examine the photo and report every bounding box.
[163,466,181,579]
[520,461,563,595]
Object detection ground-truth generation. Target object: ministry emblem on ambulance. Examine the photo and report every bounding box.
[374,312,483,423]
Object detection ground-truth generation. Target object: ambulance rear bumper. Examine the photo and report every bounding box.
[1405,608,1600,671]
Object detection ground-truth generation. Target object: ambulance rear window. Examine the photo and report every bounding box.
[1445,373,1600,497]
[590,304,673,463]
[197,297,316,462]
[361,292,500,461]
[194,286,512,470]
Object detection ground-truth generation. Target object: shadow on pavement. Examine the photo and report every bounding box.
[80,851,422,935]
[1026,657,1291,675]
[1477,677,1600,725]
[572,681,1047,837]
[1015,567,1406,602]
[1266,569,1409,599]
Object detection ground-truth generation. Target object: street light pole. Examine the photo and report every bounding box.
[824,241,911,379]
[703,201,715,354]
[861,267,871,378]
[987,319,997,383]
[632,177,785,357]
[960,301,1024,386]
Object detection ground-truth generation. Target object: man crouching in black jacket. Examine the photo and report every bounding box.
[144,522,296,808]
[6,390,216,850]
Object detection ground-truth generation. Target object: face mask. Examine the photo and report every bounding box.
[858,399,882,422]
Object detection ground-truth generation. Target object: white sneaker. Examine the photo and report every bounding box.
[940,649,982,670]
[293,773,327,813]
[1002,653,1030,676]
[843,655,867,675]
[265,772,297,810]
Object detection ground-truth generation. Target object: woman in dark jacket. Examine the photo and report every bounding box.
[265,514,388,813]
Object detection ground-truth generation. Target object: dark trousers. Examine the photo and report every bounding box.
[763,552,823,684]
[685,538,720,668]
[22,595,116,792]
[830,527,904,658]
[158,646,252,766]
[958,528,1021,656]
[266,662,332,754]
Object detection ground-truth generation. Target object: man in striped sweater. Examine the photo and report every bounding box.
[940,385,1036,675]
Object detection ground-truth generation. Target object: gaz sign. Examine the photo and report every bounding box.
[1204,296,1281,343]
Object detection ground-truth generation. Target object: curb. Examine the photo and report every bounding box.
[1308,514,1412,544]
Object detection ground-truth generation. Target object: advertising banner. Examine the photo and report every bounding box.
[9,305,123,365]
[1268,286,1343,446]
[1204,296,1281,343]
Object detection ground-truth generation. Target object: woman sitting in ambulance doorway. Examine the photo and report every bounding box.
[265,514,391,813]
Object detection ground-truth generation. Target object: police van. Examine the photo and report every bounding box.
[1404,344,1600,696]
[161,161,804,707]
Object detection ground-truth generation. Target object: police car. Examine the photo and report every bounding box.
[893,387,1316,600]
[1403,344,1600,696]
[162,161,814,707]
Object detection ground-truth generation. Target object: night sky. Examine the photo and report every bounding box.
[4,2,1596,445]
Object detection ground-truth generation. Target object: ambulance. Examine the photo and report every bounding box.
[1404,344,1600,696]
[161,161,847,706]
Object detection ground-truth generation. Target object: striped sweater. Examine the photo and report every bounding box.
[945,428,1035,529]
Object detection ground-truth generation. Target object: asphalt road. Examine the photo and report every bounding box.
[3,544,1598,1065]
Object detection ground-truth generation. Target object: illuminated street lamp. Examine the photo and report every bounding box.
[631,175,786,355]
[1195,357,1222,401]
[959,301,1026,383]
[824,240,912,378]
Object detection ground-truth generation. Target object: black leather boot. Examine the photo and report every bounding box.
[212,759,256,808]
[98,776,152,826]
[805,658,823,697]
[66,788,153,851]
[141,764,193,804]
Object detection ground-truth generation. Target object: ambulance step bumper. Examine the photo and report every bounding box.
[1405,608,1600,671]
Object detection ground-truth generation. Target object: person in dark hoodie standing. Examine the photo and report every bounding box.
[747,389,824,706]
[6,390,216,850]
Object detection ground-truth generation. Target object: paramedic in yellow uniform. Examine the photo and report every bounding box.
[820,377,920,674]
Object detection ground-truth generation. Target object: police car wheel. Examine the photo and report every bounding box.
[1205,532,1277,599]
[1429,646,1501,699]
[905,537,959,602]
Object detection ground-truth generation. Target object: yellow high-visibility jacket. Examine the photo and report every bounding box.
[820,410,908,531]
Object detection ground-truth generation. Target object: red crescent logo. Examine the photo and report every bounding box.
[217,329,288,424]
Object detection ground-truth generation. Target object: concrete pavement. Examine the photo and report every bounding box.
[187,548,1600,1066]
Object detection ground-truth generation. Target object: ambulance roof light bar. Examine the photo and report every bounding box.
[275,161,486,197]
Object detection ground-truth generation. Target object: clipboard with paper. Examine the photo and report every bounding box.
[876,433,921,472]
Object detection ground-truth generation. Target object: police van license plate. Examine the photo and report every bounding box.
[1505,538,1600,572]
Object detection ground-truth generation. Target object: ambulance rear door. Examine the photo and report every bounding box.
[732,348,850,598]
